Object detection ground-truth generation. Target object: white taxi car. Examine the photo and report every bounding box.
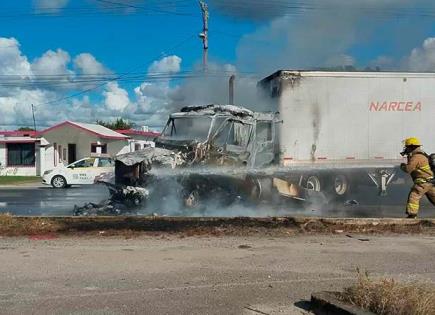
[42,157,115,188]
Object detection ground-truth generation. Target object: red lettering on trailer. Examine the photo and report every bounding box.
[369,101,422,112]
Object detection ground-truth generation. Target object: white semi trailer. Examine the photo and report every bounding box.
[258,70,435,198]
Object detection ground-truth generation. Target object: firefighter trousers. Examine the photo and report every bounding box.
[406,182,435,215]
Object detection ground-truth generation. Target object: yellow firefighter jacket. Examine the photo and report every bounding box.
[402,148,434,184]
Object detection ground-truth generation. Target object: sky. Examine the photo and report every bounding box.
[2,0,435,131]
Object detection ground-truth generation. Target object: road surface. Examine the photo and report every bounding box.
[0,234,434,314]
[0,183,434,217]
[0,185,109,216]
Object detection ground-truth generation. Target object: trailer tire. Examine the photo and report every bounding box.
[333,174,350,197]
[324,174,351,200]
[305,175,322,192]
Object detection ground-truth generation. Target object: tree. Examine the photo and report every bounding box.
[17,127,35,131]
[96,118,135,130]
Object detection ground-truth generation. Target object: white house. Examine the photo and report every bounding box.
[0,121,157,176]
[0,130,45,176]
[39,121,131,170]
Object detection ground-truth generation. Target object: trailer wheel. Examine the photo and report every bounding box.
[306,175,321,192]
[333,174,350,197]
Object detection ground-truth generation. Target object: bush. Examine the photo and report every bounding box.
[341,270,435,315]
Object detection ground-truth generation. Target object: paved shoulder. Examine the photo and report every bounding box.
[0,235,433,314]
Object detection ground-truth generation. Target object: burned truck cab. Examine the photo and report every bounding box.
[105,104,279,212]
[155,104,278,167]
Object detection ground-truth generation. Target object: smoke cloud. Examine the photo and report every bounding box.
[209,0,435,73]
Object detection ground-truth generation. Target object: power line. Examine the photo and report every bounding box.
[31,33,198,107]
[94,0,194,17]
[0,0,196,18]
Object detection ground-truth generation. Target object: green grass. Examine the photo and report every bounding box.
[0,176,40,185]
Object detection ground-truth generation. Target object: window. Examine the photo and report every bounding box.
[91,143,107,154]
[98,158,114,167]
[227,122,251,147]
[256,122,272,142]
[134,143,141,151]
[69,158,95,168]
[7,143,35,166]
[162,117,212,141]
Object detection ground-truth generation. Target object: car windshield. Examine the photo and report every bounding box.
[162,116,212,141]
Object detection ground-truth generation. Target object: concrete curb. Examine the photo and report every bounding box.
[311,291,375,315]
[0,182,44,188]
[0,215,434,236]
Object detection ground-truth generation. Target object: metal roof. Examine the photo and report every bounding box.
[40,121,128,140]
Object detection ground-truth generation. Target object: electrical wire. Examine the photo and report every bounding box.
[30,33,199,107]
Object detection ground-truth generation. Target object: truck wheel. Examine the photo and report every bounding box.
[51,175,67,188]
[305,175,321,192]
[183,189,202,209]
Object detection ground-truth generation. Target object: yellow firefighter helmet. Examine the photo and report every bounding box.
[404,137,422,147]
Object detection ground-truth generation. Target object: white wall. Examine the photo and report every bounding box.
[42,125,130,171]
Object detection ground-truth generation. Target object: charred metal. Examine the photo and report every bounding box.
[83,104,280,215]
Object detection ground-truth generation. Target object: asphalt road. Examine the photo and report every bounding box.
[0,235,434,314]
[0,183,434,217]
[0,185,110,216]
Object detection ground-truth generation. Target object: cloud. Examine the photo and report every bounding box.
[103,82,131,111]
[0,37,114,129]
[0,41,182,130]
[148,55,182,73]
[34,0,69,12]
[0,38,32,77]
[31,49,72,76]
[74,53,111,75]
[406,37,435,71]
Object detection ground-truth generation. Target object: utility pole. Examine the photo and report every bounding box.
[199,0,209,72]
[31,104,36,131]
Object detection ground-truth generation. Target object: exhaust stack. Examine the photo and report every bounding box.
[229,75,235,105]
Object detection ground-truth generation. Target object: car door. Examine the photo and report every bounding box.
[67,158,96,184]
[96,157,115,177]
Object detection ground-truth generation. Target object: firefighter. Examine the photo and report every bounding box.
[400,137,435,218]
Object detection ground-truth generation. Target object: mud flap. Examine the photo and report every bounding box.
[272,177,328,204]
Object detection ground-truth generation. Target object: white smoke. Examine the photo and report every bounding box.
[210,0,435,72]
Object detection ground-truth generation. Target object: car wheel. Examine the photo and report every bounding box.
[51,175,67,188]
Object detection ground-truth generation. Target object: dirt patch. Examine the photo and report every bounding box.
[340,271,435,315]
[0,214,62,236]
[0,215,434,237]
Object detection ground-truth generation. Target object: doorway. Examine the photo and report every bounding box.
[68,144,77,164]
